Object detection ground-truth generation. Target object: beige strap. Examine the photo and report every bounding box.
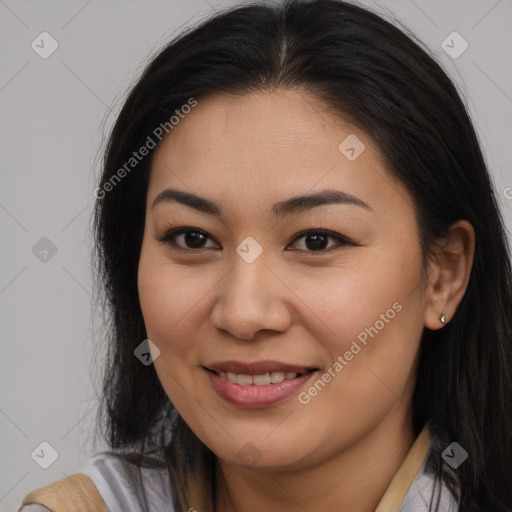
[375,424,431,512]
[21,472,108,512]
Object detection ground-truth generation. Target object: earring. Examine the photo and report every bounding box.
[440,310,447,325]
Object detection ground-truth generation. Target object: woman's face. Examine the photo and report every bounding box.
[138,89,428,469]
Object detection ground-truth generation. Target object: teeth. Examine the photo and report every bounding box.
[270,371,286,383]
[237,374,253,385]
[253,373,271,385]
[217,371,300,385]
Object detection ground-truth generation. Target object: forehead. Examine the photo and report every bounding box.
[152,89,359,172]
[147,89,413,221]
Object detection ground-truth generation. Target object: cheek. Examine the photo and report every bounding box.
[309,251,424,400]
[137,247,206,408]
[297,252,425,424]
[138,245,208,342]
[297,247,422,354]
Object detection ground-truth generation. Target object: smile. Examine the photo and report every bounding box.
[204,361,318,408]
[213,370,306,386]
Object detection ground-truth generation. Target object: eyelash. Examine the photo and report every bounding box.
[154,227,356,254]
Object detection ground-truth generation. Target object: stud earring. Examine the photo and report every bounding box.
[440,310,447,325]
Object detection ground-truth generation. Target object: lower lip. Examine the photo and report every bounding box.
[206,370,316,408]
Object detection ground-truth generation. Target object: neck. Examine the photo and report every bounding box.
[215,406,416,512]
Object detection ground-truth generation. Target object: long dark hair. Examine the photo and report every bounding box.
[92,1,512,510]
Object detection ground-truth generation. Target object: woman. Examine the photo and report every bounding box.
[19,0,512,510]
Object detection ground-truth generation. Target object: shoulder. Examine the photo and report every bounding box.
[19,452,174,512]
[19,472,108,512]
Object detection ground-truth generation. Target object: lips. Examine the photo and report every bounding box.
[204,360,318,408]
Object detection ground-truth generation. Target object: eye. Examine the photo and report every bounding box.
[155,227,355,254]
[287,229,355,253]
[154,227,220,252]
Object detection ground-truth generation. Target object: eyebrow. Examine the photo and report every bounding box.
[152,187,372,218]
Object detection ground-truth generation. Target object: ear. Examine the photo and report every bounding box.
[424,220,475,330]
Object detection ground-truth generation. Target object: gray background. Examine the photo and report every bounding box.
[1,0,511,510]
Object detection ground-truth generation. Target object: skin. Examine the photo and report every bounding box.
[137,89,475,512]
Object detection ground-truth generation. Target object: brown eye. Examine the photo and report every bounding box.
[180,231,208,249]
[155,227,220,251]
[288,230,354,253]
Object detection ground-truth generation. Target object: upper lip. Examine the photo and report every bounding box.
[204,360,318,375]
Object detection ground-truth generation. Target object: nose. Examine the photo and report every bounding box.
[210,255,293,341]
